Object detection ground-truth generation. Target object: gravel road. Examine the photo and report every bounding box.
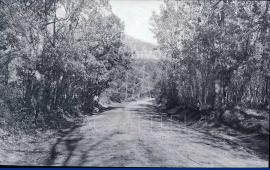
[46,98,268,167]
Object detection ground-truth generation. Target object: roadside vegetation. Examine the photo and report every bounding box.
[0,0,132,133]
[0,0,269,165]
[151,0,269,158]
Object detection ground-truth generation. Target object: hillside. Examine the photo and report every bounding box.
[123,35,162,60]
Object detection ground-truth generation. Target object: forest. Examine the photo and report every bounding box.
[0,0,132,131]
[151,0,269,156]
[0,0,269,141]
[0,0,269,166]
[152,0,270,112]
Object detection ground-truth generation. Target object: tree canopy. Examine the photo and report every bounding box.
[152,0,270,110]
[0,0,132,130]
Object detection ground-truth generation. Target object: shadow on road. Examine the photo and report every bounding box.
[45,106,124,166]
[45,125,82,166]
[78,131,120,166]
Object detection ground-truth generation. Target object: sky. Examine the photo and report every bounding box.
[110,0,162,44]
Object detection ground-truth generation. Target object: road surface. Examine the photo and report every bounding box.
[45,98,268,167]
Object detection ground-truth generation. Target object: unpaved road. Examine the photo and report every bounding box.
[46,99,268,167]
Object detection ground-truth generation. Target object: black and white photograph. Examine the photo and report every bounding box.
[0,0,269,167]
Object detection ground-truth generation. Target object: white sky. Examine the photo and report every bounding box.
[110,0,162,44]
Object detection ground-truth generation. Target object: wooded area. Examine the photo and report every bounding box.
[152,0,270,111]
[0,0,132,131]
[0,0,269,166]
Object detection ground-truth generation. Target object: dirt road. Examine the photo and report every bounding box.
[46,99,268,167]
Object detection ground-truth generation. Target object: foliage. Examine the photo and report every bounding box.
[152,0,270,110]
[0,0,132,130]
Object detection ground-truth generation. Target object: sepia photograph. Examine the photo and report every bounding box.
[0,0,269,167]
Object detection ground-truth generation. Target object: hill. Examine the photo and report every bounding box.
[123,35,162,60]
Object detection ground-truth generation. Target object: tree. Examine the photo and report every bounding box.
[151,0,270,111]
[0,0,132,129]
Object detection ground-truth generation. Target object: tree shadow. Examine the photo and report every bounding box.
[62,136,83,166]
[78,131,120,166]
[45,125,82,166]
